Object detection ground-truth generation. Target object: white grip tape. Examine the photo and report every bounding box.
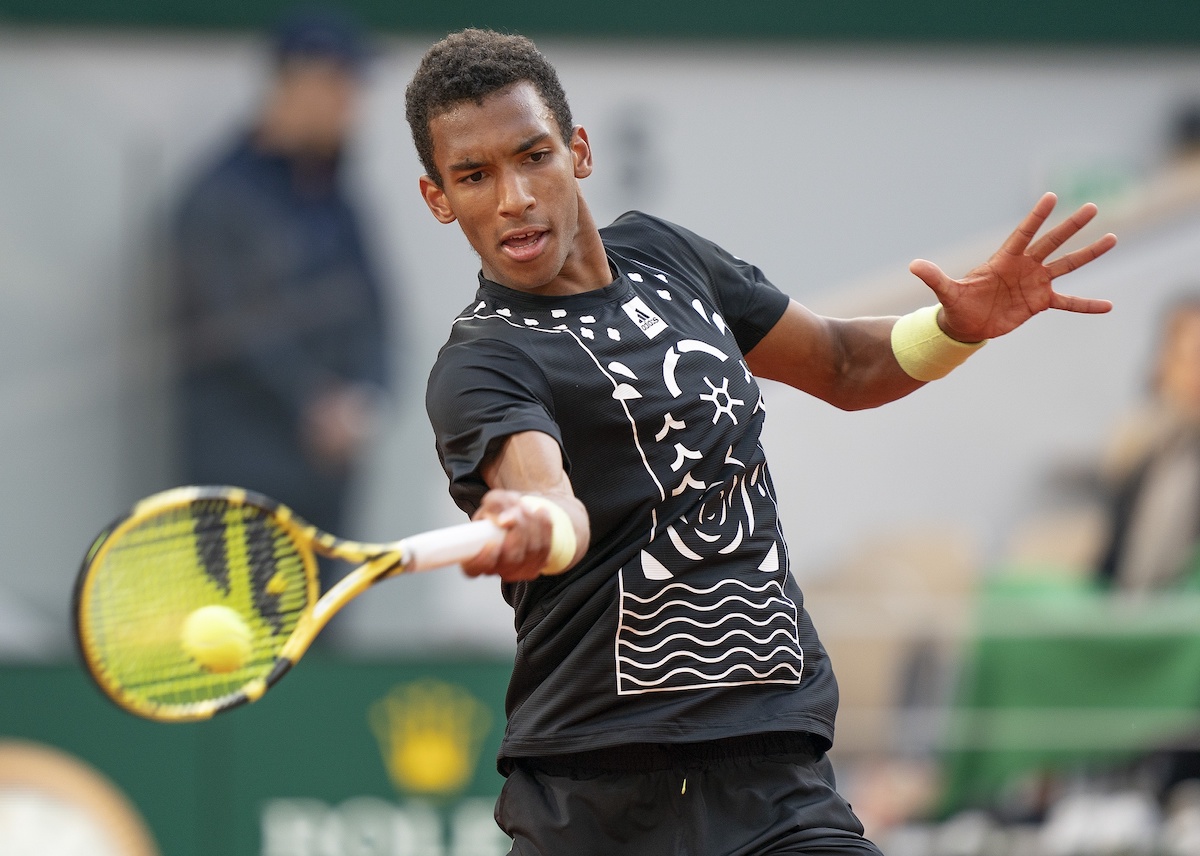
[404,520,504,572]
[519,496,578,576]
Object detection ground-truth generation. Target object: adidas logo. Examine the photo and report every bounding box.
[622,296,666,339]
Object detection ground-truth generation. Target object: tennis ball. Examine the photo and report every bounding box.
[181,605,253,673]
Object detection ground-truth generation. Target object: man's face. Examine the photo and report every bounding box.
[419,82,595,295]
[276,58,360,156]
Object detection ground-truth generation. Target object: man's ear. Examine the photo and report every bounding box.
[419,175,457,224]
[571,126,594,180]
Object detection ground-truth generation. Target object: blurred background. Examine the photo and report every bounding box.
[6,1,1200,854]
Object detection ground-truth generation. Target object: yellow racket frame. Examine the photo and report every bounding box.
[73,485,502,723]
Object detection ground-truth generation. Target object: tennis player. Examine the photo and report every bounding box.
[407,29,1115,855]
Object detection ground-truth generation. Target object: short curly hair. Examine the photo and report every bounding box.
[405,29,574,187]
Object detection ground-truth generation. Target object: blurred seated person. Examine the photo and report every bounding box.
[171,7,393,582]
[1096,293,1200,592]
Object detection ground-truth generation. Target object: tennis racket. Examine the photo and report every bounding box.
[72,485,568,723]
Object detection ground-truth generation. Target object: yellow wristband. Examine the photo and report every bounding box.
[519,495,578,576]
[891,304,986,382]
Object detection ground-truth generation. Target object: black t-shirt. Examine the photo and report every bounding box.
[427,212,839,766]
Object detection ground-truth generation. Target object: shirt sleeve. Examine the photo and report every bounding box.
[680,231,791,355]
[617,213,790,355]
[425,336,565,516]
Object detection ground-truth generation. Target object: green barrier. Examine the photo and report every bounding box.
[0,0,1197,45]
[938,574,1200,816]
[0,655,514,856]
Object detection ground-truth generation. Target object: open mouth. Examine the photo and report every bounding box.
[502,229,548,262]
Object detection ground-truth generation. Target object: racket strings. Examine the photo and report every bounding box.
[80,498,315,715]
[193,503,232,595]
[243,512,289,634]
[88,513,202,693]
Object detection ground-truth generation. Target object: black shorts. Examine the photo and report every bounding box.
[496,738,883,856]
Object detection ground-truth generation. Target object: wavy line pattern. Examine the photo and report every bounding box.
[624,593,795,622]
[619,643,806,670]
[618,662,804,689]
[620,626,798,653]
[622,577,782,603]
[619,610,792,636]
[616,574,803,695]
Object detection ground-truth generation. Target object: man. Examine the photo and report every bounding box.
[172,9,392,580]
[1098,294,1200,591]
[406,29,1115,855]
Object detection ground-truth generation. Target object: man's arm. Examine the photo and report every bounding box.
[746,305,921,410]
[461,430,591,582]
[746,193,1116,409]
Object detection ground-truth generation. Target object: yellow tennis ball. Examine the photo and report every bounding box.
[181,605,253,673]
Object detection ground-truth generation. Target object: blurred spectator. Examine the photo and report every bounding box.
[1169,100,1200,163]
[1095,293,1200,592]
[171,7,393,583]
[1090,293,1200,802]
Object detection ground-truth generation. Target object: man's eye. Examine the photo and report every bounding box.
[463,171,485,184]
[529,151,548,163]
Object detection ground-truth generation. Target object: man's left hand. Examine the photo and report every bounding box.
[908,192,1117,343]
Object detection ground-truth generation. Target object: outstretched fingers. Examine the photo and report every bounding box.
[999,192,1058,258]
[1049,290,1114,314]
[1027,201,1100,263]
[914,193,1116,327]
[1045,231,1118,279]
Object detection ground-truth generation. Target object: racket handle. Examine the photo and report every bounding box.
[404,519,504,572]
